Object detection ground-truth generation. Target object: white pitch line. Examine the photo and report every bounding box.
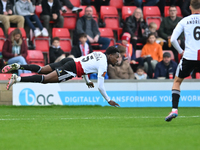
[0,116,199,121]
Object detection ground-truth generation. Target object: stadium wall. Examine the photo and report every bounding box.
[0,81,12,105]
[11,79,200,107]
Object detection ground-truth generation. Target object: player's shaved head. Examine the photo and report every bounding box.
[190,0,200,10]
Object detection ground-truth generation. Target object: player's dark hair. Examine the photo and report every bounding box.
[106,46,119,55]
[52,37,60,43]
[78,33,87,38]
[190,0,200,10]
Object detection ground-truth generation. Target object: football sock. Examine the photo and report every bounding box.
[20,65,42,73]
[172,89,180,109]
[20,75,44,83]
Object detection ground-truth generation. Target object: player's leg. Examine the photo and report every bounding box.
[165,58,194,122]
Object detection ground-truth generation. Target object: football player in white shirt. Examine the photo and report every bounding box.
[3,46,120,107]
[165,0,200,121]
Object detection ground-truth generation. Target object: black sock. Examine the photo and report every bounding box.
[20,65,42,73]
[20,75,44,83]
[172,90,180,109]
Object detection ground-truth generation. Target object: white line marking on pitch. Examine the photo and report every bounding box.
[0,116,199,121]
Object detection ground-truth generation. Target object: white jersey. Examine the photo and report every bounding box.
[171,14,200,60]
[75,52,107,78]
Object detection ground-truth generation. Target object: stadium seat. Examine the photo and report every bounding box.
[52,28,72,53]
[110,0,123,9]
[196,73,200,79]
[185,75,192,79]
[164,6,183,18]
[69,0,80,7]
[8,27,27,39]
[122,6,137,21]
[79,6,98,22]
[62,7,77,30]
[143,6,162,30]
[26,50,45,66]
[100,6,119,30]
[99,28,115,46]
[0,73,12,80]
[0,28,6,52]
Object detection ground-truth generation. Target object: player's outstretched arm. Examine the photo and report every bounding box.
[97,76,120,107]
[83,75,94,88]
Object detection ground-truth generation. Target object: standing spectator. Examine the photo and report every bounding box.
[154,52,177,79]
[49,37,66,63]
[15,0,48,37]
[75,6,110,50]
[60,0,82,13]
[0,0,24,36]
[70,33,93,58]
[134,0,159,8]
[141,33,163,78]
[181,0,191,17]
[108,45,135,79]
[158,0,177,17]
[2,29,31,75]
[134,66,148,80]
[158,5,184,63]
[123,7,148,52]
[40,0,64,35]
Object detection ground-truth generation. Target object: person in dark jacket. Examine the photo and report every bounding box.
[181,0,191,17]
[74,6,110,50]
[70,33,93,58]
[0,0,24,36]
[40,0,64,34]
[49,37,65,63]
[2,28,31,75]
[154,52,177,79]
[123,7,148,52]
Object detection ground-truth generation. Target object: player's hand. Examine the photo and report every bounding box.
[108,100,120,107]
[181,50,184,56]
[86,82,94,88]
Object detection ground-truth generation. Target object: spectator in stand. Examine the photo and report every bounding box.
[60,0,82,13]
[117,32,143,66]
[0,0,24,36]
[2,29,31,75]
[70,33,93,58]
[108,45,135,79]
[40,0,64,35]
[134,66,148,80]
[75,6,110,50]
[181,0,191,17]
[123,7,148,52]
[141,33,163,78]
[15,0,48,37]
[154,52,177,79]
[49,37,66,63]
[158,5,184,63]
[134,0,159,8]
[82,0,110,13]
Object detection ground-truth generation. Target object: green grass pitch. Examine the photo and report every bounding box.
[0,106,199,150]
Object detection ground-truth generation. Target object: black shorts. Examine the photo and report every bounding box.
[49,58,77,82]
[176,58,200,78]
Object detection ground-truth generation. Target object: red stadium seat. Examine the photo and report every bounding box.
[99,28,116,46]
[26,50,45,66]
[35,5,42,18]
[110,0,123,9]
[69,0,80,7]
[143,6,162,30]
[122,6,137,21]
[0,28,6,52]
[52,28,72,53]
[100,6,119,30]
[8,28,27,39]
[62,7,77,30]
[79,6,98,22]
[136,50,142,58]
[196,73,200,79]
[0,73,12,80]
[164,6,183,18]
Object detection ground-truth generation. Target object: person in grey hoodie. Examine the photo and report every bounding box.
[15,0,48,37]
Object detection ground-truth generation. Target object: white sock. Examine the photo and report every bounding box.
[16,76,21,82]
[172,108,178,112]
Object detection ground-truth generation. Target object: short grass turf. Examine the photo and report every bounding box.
[0,106,199,150]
